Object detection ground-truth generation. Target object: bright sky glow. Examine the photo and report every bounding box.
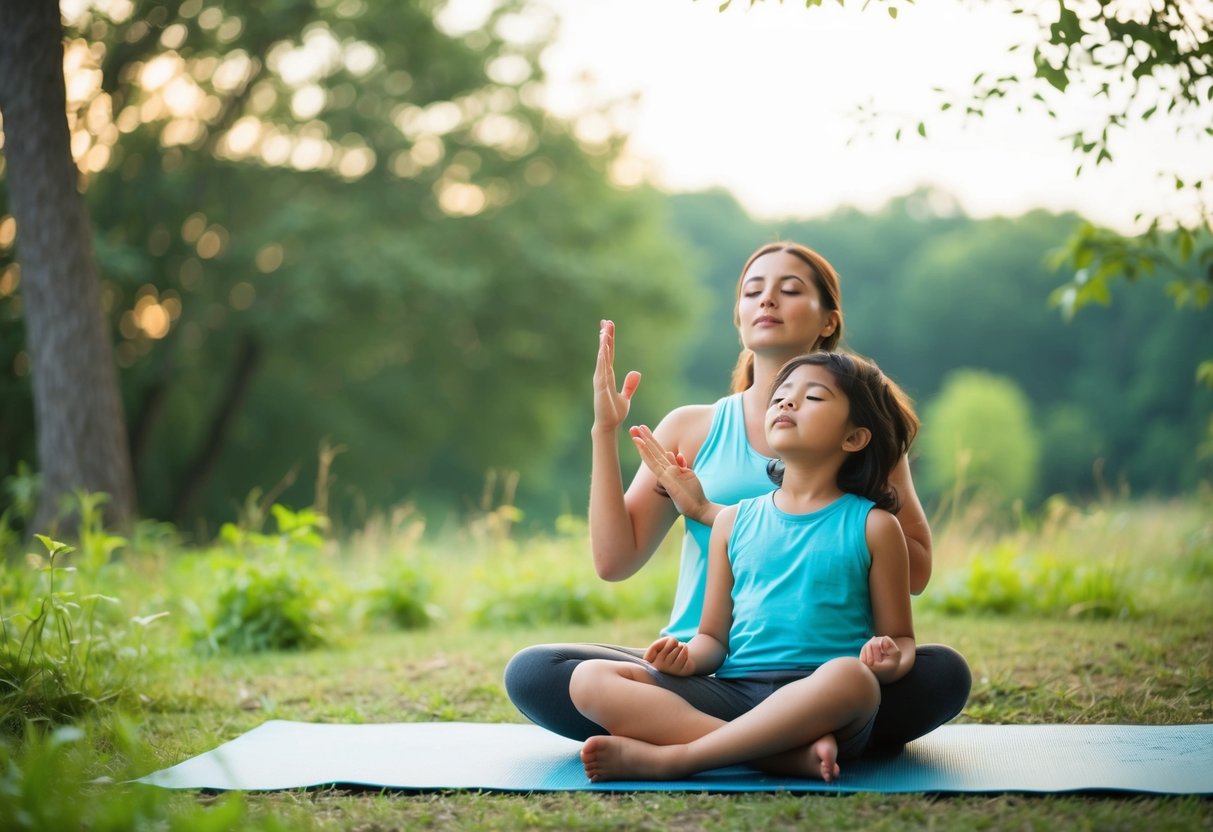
[533,0,1210,233]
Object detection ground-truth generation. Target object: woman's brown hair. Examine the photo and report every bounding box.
[729,241,844,393]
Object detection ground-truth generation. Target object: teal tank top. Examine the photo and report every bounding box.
[716,491,875,678]
[663,393,777,640]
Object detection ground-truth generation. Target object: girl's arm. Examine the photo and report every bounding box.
[628,425,724,528]
[864,507,916,684]
[890,455,933,595]
[644,505,737,675]
[589,322,715,581]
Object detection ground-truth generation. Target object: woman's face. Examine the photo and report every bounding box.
[735,250,837,354]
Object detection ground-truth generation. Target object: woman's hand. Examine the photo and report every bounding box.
[593,320,641,434]
[860,635,902,683]
[629,424,710,523]
[644,636,696,676]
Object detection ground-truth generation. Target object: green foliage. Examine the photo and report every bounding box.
[919,370,1041,507]
[219,501,330,556]
[191,502,340,652]
[924,544,1136,620]
[0,0,698,531]
[466,516,676,628]
[0,536,165,736]
[0,719,270,832]
[365,560,438,631]
[193,554,336,654]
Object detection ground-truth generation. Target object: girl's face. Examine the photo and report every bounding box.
[765,363,855,455]
[735,251,838,355]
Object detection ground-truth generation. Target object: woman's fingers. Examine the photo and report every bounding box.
[621,370,641,400]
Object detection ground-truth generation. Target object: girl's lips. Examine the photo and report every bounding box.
[770,415,794,427]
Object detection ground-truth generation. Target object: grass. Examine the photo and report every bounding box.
[1,496,1212,829]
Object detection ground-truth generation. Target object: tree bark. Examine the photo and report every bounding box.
[170,334,261,525]
[0,0,136,533]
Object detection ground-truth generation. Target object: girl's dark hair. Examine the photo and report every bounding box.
[730,241,844,393]
[765,352,918,512]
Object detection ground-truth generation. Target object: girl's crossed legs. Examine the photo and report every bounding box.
[568,656,880,782]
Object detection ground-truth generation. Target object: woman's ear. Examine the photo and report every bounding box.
[821,310,841,339]
[842,426,871,452]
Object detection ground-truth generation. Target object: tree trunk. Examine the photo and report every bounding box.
[0,0,136,533]
[170,334,261,525]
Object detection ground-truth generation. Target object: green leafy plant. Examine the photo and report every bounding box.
[195,554,336,653]
[219,502,330,557]
[0,536,166,736]
[68,491,128,574]
[0,718,269,831]
[924,544,1136,619]
[366,561,439,631]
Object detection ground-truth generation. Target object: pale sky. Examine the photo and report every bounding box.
[525,0,1208,234]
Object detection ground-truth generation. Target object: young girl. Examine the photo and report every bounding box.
[568,351,919,782]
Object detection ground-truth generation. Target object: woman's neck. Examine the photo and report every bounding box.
[745,348,804,404]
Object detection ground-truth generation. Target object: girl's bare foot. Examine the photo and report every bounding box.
[813,734,840,782]
[581,735,690,782]
[754,733,841,781]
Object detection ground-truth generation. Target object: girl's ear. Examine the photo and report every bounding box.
[842,426,871,453]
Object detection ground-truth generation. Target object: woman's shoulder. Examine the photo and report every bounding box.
[654,402,717,443]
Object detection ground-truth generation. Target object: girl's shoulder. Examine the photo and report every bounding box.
[864,507,907,558]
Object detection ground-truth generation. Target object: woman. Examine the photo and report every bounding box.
[504,241,969,751]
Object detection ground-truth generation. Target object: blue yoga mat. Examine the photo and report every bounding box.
[136,720,1213,794]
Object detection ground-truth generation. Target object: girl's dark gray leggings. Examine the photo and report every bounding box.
[503,642,971,751]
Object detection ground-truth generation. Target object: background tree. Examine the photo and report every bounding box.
[1,0,697,533]
[732,0,1212,396]
[0,0,136,532]
[918,369,1041,507]
[664,189,1213,505]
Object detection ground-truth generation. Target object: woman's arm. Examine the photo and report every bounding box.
[588,321,707,581]
[890,455,933,595]
[865,508,916,683]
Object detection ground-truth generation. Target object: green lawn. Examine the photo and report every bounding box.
[2,497,1212,829]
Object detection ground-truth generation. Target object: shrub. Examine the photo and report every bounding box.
[194,554,336,653]
[0,537,166,736]
[366,561,439,630]
[0,719,272,831]
[924,544,1136,619]
[919,370,1041,507]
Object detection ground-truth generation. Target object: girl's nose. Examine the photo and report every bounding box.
[780,398,795,410]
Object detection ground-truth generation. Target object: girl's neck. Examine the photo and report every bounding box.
[773,456,846,514]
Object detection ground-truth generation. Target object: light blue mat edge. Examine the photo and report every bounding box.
[136,721,1213,795]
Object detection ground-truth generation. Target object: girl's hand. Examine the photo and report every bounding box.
[860,635,901,681]
[644,636,696,676]
[629,424,709,522]
[593,320,641,434]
